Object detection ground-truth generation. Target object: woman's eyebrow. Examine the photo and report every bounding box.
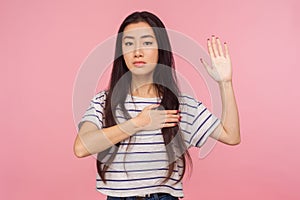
[123,35,155,40]
[123,35,134,40]
[140,35,155,39]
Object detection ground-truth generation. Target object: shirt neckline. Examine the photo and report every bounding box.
[127,94,161,100]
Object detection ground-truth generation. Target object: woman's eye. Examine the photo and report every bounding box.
[124,42,133,46]
[144,41,153,46]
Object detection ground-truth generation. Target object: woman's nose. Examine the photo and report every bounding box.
[134,46,143,57]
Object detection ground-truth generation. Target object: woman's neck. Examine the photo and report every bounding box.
[130,77,158,98]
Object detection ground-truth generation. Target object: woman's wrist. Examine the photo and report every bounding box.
[218,80,233,88]
[118,118,142,136]
[129,117,143,132]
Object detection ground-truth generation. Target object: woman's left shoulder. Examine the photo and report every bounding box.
[178,93,201,106]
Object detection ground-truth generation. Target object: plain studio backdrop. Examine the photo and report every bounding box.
[1,0,299,199]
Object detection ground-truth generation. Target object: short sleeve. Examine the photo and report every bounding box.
[179,95,221,148]
[77,91,107,131]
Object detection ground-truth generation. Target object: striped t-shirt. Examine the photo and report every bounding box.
[78,91,221,198]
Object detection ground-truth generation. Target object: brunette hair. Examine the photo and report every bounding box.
[97,11,192,185]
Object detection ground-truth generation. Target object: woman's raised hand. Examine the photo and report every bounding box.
[132,104,180,131]
[200,35,232,83]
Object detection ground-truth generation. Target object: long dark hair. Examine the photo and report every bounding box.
[97,11,192,185]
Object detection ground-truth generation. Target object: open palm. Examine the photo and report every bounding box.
[201,36,232,82]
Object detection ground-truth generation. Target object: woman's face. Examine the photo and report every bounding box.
[122,22,159,77]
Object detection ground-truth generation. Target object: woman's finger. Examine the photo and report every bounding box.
[200,58,213,74]
[224,42,230,59]
[166,114,180,118]
[160,123,177,128]
[160,110,179,115]
[207,39,215,58]
[211,36,219,57]
[164,117,180,123]
[216,37,224,57]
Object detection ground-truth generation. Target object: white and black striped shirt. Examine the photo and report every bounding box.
[78,91,220,198]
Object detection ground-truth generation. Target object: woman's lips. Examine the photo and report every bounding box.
[133,61,146,67]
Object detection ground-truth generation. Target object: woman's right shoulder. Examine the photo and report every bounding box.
[91,90,108,102]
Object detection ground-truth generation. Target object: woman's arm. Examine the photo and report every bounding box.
[200,36,240,145]
[210,81,240,145]
[74,119,139,158]
[73,104,180,158]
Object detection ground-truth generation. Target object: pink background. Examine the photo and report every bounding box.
[1,0,300,199]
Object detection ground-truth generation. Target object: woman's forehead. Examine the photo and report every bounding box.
[123,22,155,39]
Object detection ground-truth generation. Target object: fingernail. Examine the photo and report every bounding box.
[212,35,215,37]
[207,38,210,41]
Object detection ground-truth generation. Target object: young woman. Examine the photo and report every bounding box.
[73,11,240,200]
